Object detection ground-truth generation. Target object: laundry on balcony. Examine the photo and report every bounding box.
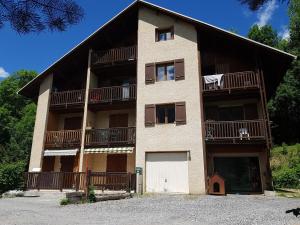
[203,74,224,89]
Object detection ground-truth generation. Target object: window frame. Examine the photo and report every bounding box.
[155,104,176,124]
[155,26,174,42]
[156,62,175,82]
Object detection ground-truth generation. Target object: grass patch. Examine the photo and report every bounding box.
[60,198,70,205]
[276,188,300,198]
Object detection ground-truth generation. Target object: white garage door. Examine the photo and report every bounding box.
[146,152,189,193]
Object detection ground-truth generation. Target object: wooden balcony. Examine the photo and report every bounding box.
[91,46,137,67]
[50,90,85,109]
[44,130,82,149]
[205,120,266,144]
[89,84,136,104]
[85,127,136,147]
[202,71,260,95]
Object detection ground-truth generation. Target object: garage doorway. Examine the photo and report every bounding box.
[146,152,189,193]
[213,157,262,193]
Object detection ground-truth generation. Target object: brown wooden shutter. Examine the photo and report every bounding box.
[175,59,185,81]
[244,103,258,120]
[145,63,155,84]
[175,102,186,125]
[145,104,155,126]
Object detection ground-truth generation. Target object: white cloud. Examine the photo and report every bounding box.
[0,67,9,78]
[279,26,290,40]
[255,0,278,27]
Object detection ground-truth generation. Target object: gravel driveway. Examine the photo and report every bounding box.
[0,193,299,225]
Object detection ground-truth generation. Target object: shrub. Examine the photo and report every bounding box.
[88,186,96,203]
[273,166,300,189]
[60,198,70,205]
[0,161,26,194]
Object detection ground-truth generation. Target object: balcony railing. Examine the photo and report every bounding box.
[44,130,82,148]
[85,127,136,147]
[50,90,85,107]
[91,45,137,66]
[205,120,266,142]
[89,84,136,104]
[202,71,260,92]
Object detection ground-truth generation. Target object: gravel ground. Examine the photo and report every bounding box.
[0,193,299,225]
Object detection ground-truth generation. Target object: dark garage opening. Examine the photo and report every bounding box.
[213,157,262,193]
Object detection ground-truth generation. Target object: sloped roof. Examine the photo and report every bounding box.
[19,0,296,98]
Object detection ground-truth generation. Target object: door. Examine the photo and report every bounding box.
[60,156,75,172]
[213,157,262,193]
[64,117,82,130]
[42,157,55,172]
[109,114,129,143]
[146,152,189,193]
[106,154,127,172]
[109,114,128,128]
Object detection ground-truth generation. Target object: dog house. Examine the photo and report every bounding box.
[208,173,225,195]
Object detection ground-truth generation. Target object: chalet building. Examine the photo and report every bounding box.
[20,0,296,194]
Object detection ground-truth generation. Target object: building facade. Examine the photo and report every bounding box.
[20,0,295,194]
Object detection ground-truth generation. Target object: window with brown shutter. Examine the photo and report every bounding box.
[145,104,155,126]
[175,59,185,80]
[145,63,155,84]
[175,102,186,125]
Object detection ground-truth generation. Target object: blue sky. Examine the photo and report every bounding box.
[0,0,290,80]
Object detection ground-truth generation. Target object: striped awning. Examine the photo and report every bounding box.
[84,147,134,154]
[44,149,78,156]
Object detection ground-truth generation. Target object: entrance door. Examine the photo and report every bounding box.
[106,154,127,172]
[146,152,189,193]
[109,114,128,128]
[42,157,55,172]
[213,157,262,193]
[64,117,82,130]
[60,156,75,172]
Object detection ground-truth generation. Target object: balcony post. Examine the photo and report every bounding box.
[79,49,93,172]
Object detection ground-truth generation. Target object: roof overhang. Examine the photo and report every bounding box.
[18,0,297,99]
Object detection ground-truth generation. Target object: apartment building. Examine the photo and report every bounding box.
[20,0,295,194]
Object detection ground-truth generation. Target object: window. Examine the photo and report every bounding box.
[156,104,175,124]
[156,27,174,42]
[156,63,175,81]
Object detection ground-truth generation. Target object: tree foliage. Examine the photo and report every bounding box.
[248,24,279,47]
[0,70,37,164]
[0,0,84,33]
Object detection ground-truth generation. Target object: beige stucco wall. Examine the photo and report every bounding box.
[136,7,206,194]
[29,74,53,172]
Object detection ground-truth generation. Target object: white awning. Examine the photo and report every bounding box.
[84,147,134,154]
[44,149,78,156]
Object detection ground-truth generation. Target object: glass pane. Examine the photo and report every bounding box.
[166,32,172,40]
[156,66,165,81]
[156,106,166,123]
[159,33,166,41]
[167,106,175,123]
[167,65,174,80]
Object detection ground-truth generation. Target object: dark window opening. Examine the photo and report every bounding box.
[156,27,174,42]
[156,63,175,81]
[219,106,244,121]
[156,104,175,124]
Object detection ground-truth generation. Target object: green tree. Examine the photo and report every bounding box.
[268,0,300,144]
[247,24,279,47]
[0,70,37,164]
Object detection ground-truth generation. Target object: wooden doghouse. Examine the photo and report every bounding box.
[208,173,225,195]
